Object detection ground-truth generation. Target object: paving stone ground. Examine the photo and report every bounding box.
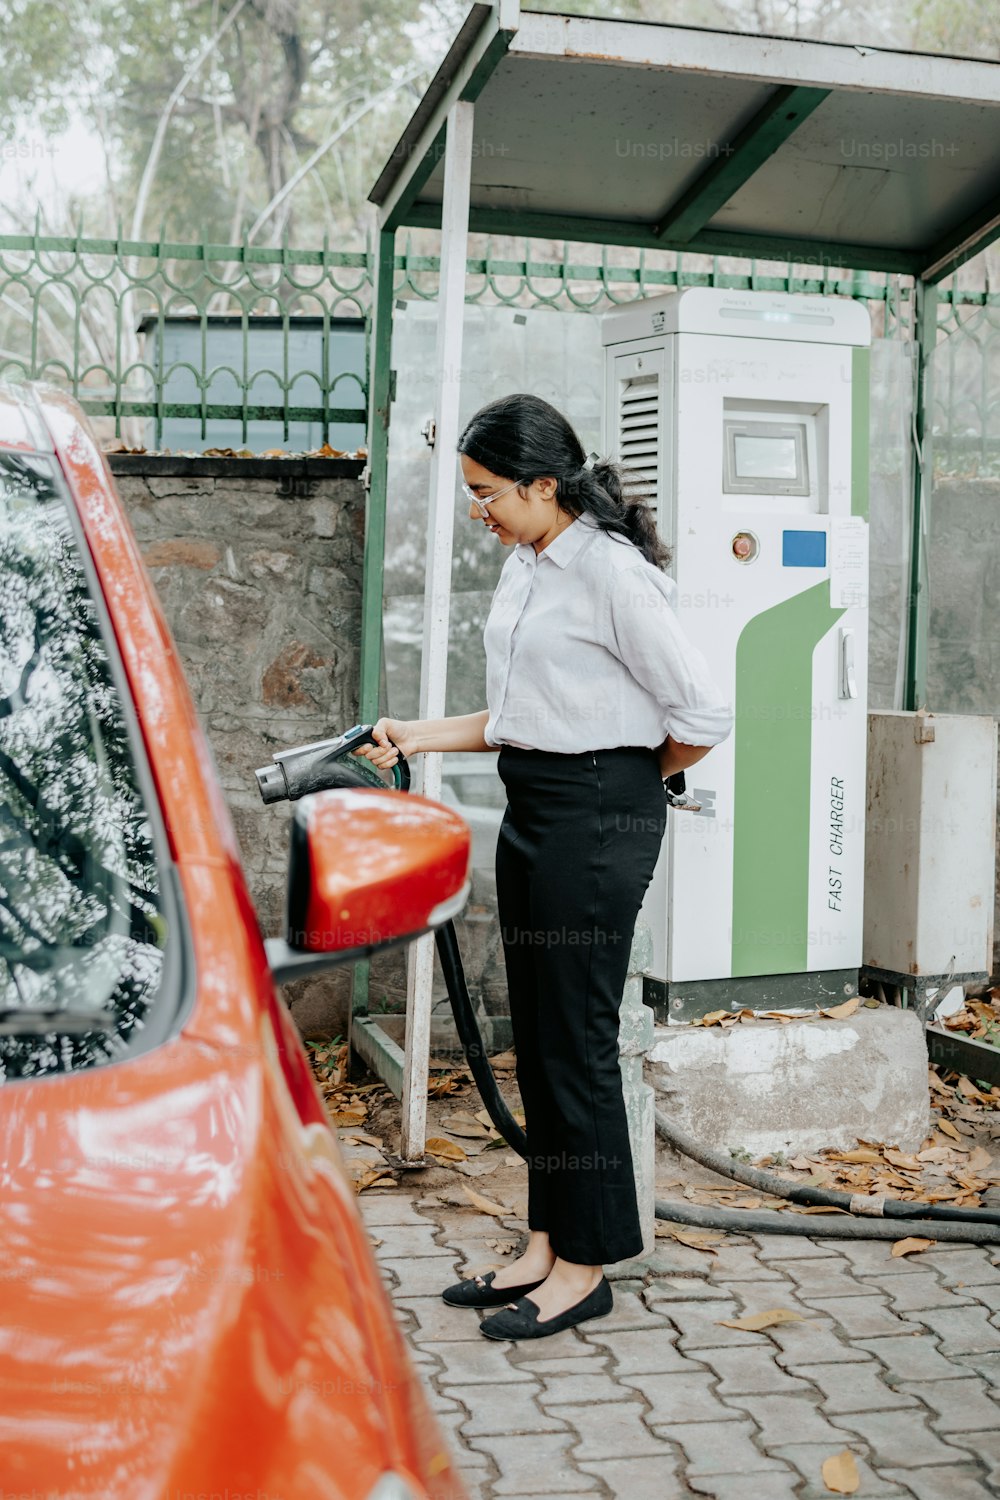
[359,1185,1000,1500]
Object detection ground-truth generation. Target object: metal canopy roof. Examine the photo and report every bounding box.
[370,3,1000,281]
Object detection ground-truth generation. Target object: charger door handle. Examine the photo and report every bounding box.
[839,627,857,699]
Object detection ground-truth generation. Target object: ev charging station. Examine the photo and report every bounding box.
[602,288,872,1018]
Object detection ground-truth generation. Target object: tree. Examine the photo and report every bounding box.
[0,0,468,244]
[910,0,1000,58]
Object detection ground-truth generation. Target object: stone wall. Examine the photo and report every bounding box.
[111,455,372,1037]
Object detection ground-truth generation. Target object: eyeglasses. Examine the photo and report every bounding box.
[462,477,527,518]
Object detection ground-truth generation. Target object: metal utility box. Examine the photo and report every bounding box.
[864,710,997,993]
[136,314,366,453]
[602,287,872,1017]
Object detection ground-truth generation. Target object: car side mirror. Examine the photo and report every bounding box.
[264,787,471,983]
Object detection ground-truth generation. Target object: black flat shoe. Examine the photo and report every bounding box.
[441,1269,548,1308]
[478,1275,613,1340]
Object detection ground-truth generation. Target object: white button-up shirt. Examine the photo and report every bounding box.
[483,511,733,753]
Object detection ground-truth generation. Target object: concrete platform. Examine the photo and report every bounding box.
[646,1005,931,1156]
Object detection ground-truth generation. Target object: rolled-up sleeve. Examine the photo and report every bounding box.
[608,564,734,747]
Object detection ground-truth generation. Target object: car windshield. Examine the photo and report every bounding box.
[0,450,168,1079]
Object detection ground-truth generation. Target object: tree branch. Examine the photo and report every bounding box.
[246,65,424,242]
[129,0,251,244]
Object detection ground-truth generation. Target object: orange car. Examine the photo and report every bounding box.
[0,382,471,1500]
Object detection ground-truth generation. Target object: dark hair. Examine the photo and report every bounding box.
[457,392,671,570]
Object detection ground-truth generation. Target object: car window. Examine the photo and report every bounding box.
[0,450,169,1080]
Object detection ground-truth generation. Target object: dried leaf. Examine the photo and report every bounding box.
[822,1450,860,1494]
[488,1237,518,1255]
[874,1172,917,1191]
[967,1146,993,1175]
[953,1103,992,1123]
[883,1149,923,1171]
[303,442,348,458]
[937,1119,962,1142]
[461,1184,510,1218]
[820,997,861,1020]
[718,1308,808,1331]
[952,1173,989,1193]
[928,1072,952,1095]
[344,1132,383,1149]
[425,1136,467,1162]
[354,1167,397,1194]
[656,1224,724,1252]
[427,1074,465,1098]
[761,1010,797,1024]
[456,1157,501,1177]
[891,1237,936,1258]
[826,1149,882,1165]
[440,1115,493,1139]
[328,1108,367,1127]
[700,1010,730,1027]
[786,1205,852,1215]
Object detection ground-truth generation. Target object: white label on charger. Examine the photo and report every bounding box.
[830,516,869,609]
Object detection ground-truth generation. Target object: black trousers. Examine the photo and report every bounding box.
[495,743,667,1265]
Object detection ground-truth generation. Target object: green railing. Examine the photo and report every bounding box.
[0,225,997,448]
[930,296,1000,479]
[0,231,371,445]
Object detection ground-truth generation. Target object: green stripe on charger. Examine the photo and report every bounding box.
[851,345,870,520]
[731,578,845,976]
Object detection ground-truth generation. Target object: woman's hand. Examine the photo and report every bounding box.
[658,736,713,778]
[351,716,420,771]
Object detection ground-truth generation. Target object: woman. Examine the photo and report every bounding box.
[355,393,733,1341]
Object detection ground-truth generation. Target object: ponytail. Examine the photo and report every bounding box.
[457,393,672,571]
[575,457,671,571]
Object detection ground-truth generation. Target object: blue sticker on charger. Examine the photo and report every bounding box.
[782,529,826,567]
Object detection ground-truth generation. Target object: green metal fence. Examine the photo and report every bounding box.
[0,231,370,445]
[929,296,1000,480]
[0,225,997,447]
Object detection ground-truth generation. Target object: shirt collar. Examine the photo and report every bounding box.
[514,510,599,569]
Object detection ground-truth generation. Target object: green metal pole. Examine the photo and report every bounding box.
[904,276,938,711]
[352,224,396,1021]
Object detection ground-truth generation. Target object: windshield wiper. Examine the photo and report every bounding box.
[0,1009,116,1035]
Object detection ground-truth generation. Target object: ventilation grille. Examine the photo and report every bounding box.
[619,372,659,506]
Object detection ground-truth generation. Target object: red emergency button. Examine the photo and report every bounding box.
[732,531,759,562]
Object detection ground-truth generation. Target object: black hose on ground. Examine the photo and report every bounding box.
[434,921,528,1160]
[654,1106,1000,1228]
[654,1198,1000,1244]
